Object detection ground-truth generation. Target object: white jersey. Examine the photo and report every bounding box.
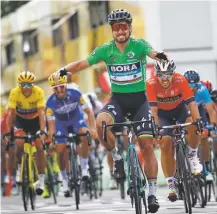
[83,94,103,118]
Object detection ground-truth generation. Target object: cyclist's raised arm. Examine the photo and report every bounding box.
[149,50,169,62]
[62,45,105,75]
[65,59,90,74]
[140,39,169,62]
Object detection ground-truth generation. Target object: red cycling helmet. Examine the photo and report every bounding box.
[200,80,213,93]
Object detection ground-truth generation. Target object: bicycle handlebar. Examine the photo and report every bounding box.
[102,116,157,142]
[159,122,194,130]
[52,131,92,146]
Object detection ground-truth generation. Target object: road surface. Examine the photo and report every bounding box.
[1,187,217,214]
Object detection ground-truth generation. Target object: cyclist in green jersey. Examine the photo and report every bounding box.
[56,9,170,213]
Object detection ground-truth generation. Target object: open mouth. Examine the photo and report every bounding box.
[162,80,169,85]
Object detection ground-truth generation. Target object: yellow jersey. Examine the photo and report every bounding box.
[8,86,46,119]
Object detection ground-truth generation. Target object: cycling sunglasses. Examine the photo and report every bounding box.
[188,83,197,88]
[20,83,34,88]
[111,23,129,32]
[157,72,173,78]
[52,84,66,91]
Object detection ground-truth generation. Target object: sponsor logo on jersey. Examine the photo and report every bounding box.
[157,94,182,103]
[127,51,135,59]
[107,61,143,85]
[55,102,78,114]
[16,107,37,114]
[109,61,140,72]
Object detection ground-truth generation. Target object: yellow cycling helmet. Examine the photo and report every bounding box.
[18,71,35,83]
[48,72,67,87]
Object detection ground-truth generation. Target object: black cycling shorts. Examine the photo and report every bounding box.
[158,103,191,137]
[100,91,153,138]
[15,115,40,134]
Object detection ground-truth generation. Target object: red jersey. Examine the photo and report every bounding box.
[146,73,194,111]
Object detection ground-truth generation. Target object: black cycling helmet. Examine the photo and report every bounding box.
[155,60,176,72]
[210,90,217,103]
[184,70,200,83]
[108,9,132,25]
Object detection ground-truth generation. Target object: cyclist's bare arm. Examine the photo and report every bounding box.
[37,107,46,131]
[83,107,96,130]
[150,106,159,126]
[188,101,201,121]
[6,108,15,133]
[47,119,56,137]
[65,59,90,74]
[205,102,217,124]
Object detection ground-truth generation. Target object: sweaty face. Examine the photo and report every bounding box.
[111,22,131,43]
[157,72,173,89]
[52,84,67,99]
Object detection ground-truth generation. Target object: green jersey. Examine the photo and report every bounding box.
[87,37,153,93]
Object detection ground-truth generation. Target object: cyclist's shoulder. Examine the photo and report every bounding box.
[133,37,151,46]
[67,88,82,97]
[32,85,44,95]
[9,86,20,95]
[46,93,56,106]
[147,76,158,85]
[172,72,187,83]
[95,40,113,51]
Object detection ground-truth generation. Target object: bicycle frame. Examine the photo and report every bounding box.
[102,117,157,213]
[126,129,146,195]
[10,135,39,187]
[20,140,38,187]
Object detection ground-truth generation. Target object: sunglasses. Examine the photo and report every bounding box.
[157,72,173,78]
[111,23,129,32]
[188,83,197,88]
[20,83,34,88]
[52,84,66,91]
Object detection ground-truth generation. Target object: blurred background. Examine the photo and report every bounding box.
[1,0,217,114]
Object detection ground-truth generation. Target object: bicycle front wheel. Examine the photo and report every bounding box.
[177,146,192,214]
[21,154,30,211]
[71,153,80,209]
[130,148,142,214]
[47,161,57,204]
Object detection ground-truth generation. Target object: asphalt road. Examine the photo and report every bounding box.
[1,187,217,214]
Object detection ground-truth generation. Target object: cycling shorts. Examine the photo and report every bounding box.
[158,102,191,137]
[15,115,40,134]
[55,119,87,144]
[100,91,153,138]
